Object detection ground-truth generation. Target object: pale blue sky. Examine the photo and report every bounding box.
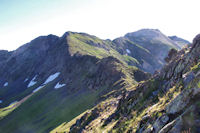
[0,0,199,50]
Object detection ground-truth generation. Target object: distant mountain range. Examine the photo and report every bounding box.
[0,29,191,133]
[113,29,190,73]
[169,35,190,48]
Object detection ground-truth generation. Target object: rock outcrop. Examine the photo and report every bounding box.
[56,34,200,133]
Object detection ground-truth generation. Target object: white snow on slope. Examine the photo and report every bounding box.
[43,72,60,84]
[126,49,131,54]
[33,85,44,93]
[24,78,29,82]
[31,72,61,93]
[54,82,66,89]
[28,76,37,88]
[4,82,8,87]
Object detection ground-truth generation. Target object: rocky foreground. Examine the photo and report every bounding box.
[52,34,200,133]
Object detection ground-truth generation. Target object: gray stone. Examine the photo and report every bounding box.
[168,117,183,133]
[166,88,191,114]
[153,114,169,132]
[159,119,177,133]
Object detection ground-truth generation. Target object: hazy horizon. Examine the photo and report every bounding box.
[0,0,199,50]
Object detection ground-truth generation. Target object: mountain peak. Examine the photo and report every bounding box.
[169,35,190,45]
[30,34,59,42]
[125,28,162,38]
[0,29,194,133]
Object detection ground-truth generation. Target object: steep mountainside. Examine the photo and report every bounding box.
[53,34,200,133]
[0,50,13,68]
[0,29,190,133]
[0,31,151,133]
[112,29,188,73]
[0,30,188,108]
[112,37,161,73]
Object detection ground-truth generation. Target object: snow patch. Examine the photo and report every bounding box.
[0,100,2,104]
[43,72,60,84]
[126,49,131,54]
[33,85,44,93]
[24,78,29,82]
[54,82,66,89]
[4,82,8,87]
[28,76,37,88]
[31,72,61,93]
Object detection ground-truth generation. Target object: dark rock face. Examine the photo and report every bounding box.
[164,48,178,63]
[153,114,169,132]
[0,34,70,107]
[183,71,195,85]
[0,50,12,61]
[192,34,200,48]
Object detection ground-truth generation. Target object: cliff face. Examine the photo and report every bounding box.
[52,34,200,133]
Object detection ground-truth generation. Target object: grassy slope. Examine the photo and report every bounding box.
[0,79,44,108]
[0,79,102,133]
[67,32,139,65]
[51,46,200,133]
[0,32,149,133]
[0,104,17,120]
[51,96,120,133]
[112,37,163,73]
[50,66,149,133]
[0,55,140,133]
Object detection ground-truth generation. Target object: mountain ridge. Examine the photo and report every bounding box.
[54,33,200,133]
[0,29,191,133]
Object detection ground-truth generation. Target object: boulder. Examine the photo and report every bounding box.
[166,88,191,114]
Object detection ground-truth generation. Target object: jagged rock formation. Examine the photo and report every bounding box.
[114,34,200,133]
[52,34,200,133]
